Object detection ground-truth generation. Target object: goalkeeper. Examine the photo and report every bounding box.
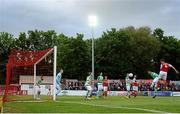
[56,69,63,96]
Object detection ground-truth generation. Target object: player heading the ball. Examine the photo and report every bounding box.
[125,73,133,98]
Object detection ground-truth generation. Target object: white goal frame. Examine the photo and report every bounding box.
[33,46,57,101]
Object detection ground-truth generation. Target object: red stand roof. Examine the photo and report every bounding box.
[7,48,52,66]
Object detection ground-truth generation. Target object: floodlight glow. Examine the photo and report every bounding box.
[88,15,97,27]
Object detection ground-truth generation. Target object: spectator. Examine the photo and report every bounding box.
[64,80,180,91]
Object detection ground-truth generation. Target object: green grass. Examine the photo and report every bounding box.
[3,96,180,113]
[0,96,2,112]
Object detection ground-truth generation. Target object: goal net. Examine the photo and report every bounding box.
[3,46,57,102]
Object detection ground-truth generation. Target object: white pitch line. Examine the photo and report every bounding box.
[15,100,46,103]
[61,101,169,113]
[14,100,169,113]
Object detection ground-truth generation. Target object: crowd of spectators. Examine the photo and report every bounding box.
[64,80,86,90]
[64,80,180,91]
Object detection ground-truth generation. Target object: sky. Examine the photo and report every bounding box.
[0,0,179,39]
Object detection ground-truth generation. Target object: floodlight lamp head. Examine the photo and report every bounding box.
[88,15,97,27]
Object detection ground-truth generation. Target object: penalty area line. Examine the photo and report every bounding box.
[60,101,169,113]
[14,100,47,103]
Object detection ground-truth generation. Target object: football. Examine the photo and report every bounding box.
[129,73,133,77]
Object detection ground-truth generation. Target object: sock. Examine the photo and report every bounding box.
[89,90,92,97]
[86,91,89,98]
[151,82,155,89]
[105,92,107,96]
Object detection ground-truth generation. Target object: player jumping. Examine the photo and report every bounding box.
[158,59,179,80]
[97,72,104,99]
[85,72,93,100]
[147,71,159,98]
[56,69,63,96]
[125,73,133,98]
[153,59,179,98]
[147,71,159,90]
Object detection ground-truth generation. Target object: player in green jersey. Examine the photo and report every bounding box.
[147,71,159,98]
[147,71,159,90]
[85,72,93,99]
[36,75,44,99]
[97,72,104,98]
[125,73,133,98]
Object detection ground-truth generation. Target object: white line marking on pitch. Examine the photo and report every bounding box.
[61,101,169,113]
[14,100,169,113]
[15,100,46,102]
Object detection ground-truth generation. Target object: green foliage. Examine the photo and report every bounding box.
[153,28,180,80]
[0,32,15,84]
[57,33,90,79]
[15,30,58,50]
[95,27,160,79]
[0,32,15,55]
[0,26,179,82]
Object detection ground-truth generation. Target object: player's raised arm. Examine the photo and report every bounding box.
[133,75,137,82]
[169,64,179,74]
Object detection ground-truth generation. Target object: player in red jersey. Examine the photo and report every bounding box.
[131,75,138,97]
[102,76,109,98]
[153,59,179,98]
[158,59,179,80]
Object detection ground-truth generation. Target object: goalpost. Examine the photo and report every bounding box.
[3,46,57,102]
[33,46,57,100]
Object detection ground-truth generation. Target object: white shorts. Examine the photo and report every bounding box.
[153,77,159,83]
[35,86,41,93]
[126,85,130,91]
[133,86,138,91]
[98,85,103,91]
[103,86,108,91]
[86,85,92,91]
[158,71,167,80]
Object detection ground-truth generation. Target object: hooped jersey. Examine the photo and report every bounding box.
[85,75,92,86]
[97,75,104,85]
[125,74,131,86]
[150,72,159,79]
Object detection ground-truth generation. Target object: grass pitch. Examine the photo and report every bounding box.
[2,96,180,113]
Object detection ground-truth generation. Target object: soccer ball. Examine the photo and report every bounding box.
[128,73,133,77]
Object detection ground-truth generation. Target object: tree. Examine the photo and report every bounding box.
[153,28,180,80]
[95,27,160,79]
[27,30,58,50]
[57,33,90,79]
[0,32,15,84]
